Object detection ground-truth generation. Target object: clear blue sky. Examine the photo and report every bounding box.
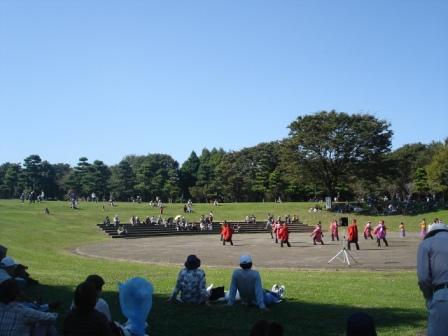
[1,0,447,166]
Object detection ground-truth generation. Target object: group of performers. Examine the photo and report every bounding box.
[218,216,415,248]
[269,218,291,247]
[340,218,390,249]
[419,217,445,239]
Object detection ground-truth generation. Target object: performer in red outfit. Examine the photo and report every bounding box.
[329,219,339,241]
[273,219,282,244]
[347,218,360,250]
[279,223,291,247]
[363,221,373,240]
[311,224,324,245]
[222,222,234,246]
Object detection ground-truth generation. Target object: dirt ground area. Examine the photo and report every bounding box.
[74,231,420,271]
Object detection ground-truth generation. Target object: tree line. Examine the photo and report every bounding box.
[1,111,447,202]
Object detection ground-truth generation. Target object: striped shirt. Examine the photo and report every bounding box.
[0,302,57,336]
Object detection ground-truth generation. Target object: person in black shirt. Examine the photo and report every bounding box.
[63,281,112,336]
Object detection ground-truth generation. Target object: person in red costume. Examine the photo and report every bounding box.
[310,223,324,245]
[222,221,234,246]
[279,223,291,248]
[347,218,360,250]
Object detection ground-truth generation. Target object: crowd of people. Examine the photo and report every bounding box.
[102,209,219,235]
[1,245,386,335]
[0,245,154,336]
[0,244,290,335]
[6,193,448,336]
[20,191,46,204]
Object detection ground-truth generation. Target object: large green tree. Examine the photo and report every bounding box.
[89,160,111,199]
[288,111,392,197]
[134,154,179,201]
[109,159,136,201]
[426,143,448,198]
[0,163,22,198]
[179,151,200,201]
[383,143,438,198]
[22,155,44,191]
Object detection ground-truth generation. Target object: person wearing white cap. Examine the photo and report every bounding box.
[0,256,30,289]
[0,256,17,284]
[227,255,267,310]
[417,222,448,335]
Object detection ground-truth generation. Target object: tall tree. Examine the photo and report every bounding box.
[287,111,392,197]
[109,160,136,201]
[22,155,44,191]
[179,151,200,200]
[51,163,72,199]
[134,154,179,201]
[413,167,430,196]
[426,143,448,198]
[189,148,225,202]
[65,157,92,196]
[384,143,437,198]
[0,163,22,198]
[90,160,111,199]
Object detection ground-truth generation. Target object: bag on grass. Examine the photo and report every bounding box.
[209,286,225,301]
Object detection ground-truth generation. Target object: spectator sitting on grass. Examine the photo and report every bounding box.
[227,255,267,311]
[71,274,112,322]
[167,255,208,304]
[0,278,58,336]
[63,281,113,336]
[0,257,29,287]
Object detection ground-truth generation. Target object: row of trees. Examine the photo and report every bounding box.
[1,111,447,202]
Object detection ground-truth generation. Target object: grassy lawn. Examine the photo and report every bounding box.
[1,199,443,335]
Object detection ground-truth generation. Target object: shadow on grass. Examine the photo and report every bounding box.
[26,284,426,336]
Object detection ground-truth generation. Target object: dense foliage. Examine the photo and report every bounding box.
[1,111,447,202]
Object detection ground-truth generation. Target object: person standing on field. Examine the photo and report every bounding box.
[222,222,234,246]
[279,223,291,247]
[330,219,339,241]
[374,220,389,247]
[364,221,373,240]
[347,219,360,250]
[417,222,448,336]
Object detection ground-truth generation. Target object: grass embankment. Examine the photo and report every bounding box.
[1,200,443,335]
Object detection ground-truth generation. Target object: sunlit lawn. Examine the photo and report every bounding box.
[1,200,441,335]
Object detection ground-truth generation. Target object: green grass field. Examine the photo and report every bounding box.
[2,200,444,335]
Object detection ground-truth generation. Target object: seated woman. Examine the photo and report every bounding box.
[167,255,208,304]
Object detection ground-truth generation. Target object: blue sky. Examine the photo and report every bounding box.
[1,0,447,166]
